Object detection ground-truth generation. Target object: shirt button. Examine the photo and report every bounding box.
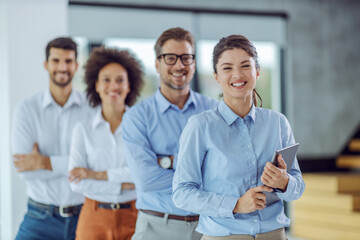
[254,219,258,223]
[248,145,251,148]
[252,180,256,184]
[251,161,255,165]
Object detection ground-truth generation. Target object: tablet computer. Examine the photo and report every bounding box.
[272,143,300,172]
[264,143,300,206]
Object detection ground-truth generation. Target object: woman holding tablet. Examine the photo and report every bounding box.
[69,47,143,240]
[172,35,305,240]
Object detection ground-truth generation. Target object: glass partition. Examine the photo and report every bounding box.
[73,37,280,111]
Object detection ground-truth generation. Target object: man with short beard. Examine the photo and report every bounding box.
[12,37,89,240]
[122,27,218,240]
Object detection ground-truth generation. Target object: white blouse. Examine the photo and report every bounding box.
[69,107,136,203]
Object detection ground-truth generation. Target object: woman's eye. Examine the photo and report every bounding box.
[103,78,110,82]
[117,79,124,83]
[242,65,250,68]
[223,67,231,70]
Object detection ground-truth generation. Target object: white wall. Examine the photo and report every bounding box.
[0,0,68,239]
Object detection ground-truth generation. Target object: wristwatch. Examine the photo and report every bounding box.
[159,156,173,169]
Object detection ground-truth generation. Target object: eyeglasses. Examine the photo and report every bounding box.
[157,54,195,66]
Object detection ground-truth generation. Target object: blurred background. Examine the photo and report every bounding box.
[1,0,360,239]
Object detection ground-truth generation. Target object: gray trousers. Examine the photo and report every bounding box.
[201,228,287,240]
[131,210,202,240]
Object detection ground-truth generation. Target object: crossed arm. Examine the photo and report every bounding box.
[121,112,175,193]
[11,104,64,180]
[68,167,134,190]
[13,143,52,172]
[68,124,135,195]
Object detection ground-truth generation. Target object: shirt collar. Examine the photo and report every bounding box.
[42,89,83,109]
[183,90,196,111]
[42,89,54,109]
[246,104,256,122]
[218,100,256,126]
[92,107,105,130]
[91,105,129,130]
[155,88,196,113]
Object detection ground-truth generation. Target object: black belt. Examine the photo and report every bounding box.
[98,202,131,210]
[141,209,199,222]
[28,198,82,218]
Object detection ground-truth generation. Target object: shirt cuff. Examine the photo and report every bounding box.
[107,169,116,183]
[173,154,178,170]
[219,195,239,219]
[276,174,296,199]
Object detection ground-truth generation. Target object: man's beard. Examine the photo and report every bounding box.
[163,79,190,90]
[51,72,72,87]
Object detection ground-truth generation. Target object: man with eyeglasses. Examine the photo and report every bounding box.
[122,27,218,240]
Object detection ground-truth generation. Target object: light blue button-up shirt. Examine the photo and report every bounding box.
[173,100,305,236]
[122,88,218,215]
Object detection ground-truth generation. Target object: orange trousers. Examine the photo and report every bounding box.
[75,198,137,240]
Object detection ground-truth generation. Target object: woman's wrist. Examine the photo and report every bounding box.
[94,171,108,180]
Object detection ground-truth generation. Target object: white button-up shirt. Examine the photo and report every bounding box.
[12,89,91,206]
[69,107,136,203]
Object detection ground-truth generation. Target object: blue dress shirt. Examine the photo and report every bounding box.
[172,100,305,236]
[122,88,218,215]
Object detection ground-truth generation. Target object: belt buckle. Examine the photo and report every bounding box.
[110,203,121,210]
[59,206,73,218]
[184,216,196,222]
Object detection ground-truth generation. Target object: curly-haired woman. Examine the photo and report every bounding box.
[68,46,144,240]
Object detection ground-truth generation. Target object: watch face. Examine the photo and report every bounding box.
[160,157,171,169]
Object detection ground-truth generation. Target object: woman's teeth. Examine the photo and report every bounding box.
[232,82,245,87]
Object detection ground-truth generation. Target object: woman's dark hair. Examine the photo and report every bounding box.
[85,46,144,107]
[212,35,262,107]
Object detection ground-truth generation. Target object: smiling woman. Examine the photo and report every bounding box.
[95,63,130,109]
[213,47,261,112]
[84,47,143,108]
[172,35,305,240]
[68,46,144,240]
[197,40,279,111]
